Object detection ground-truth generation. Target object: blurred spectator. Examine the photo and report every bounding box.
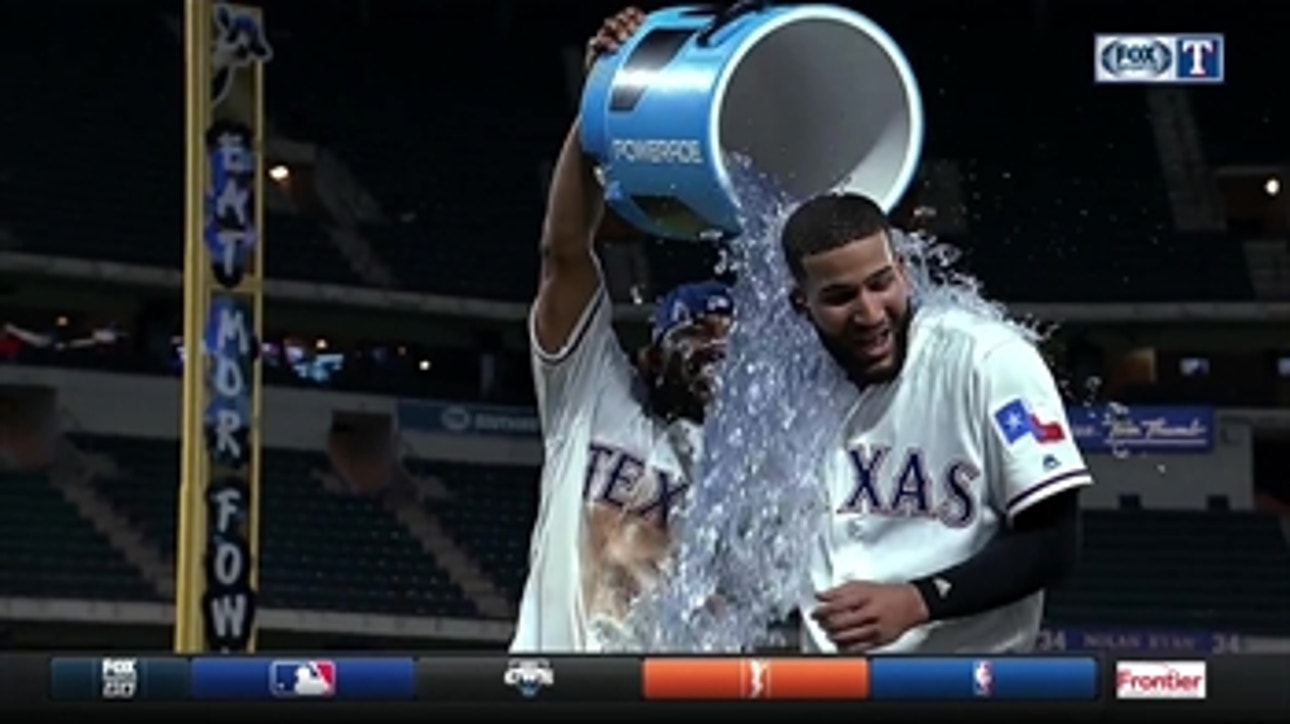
[0,385,58,470]
[4,309,534,404]
[0,328,20,362]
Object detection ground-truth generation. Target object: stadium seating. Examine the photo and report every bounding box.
[915,31,1198,302]
[268,18,557,301]
[259,449,475,616]
[0,325,534,409]
[75,434,477,617]
[357,221,533,302]
[4,4,1260,305]
[17,431,1290,638]
[262,214,361,286]
[0,7,363,288]
[1,2,1285,650]
[1189,29,1277,167]
[0,11,177,270]
[1048,510,1290,635]
[0,469,155,601]
[405,460,537,599]
[856,7,1258,304]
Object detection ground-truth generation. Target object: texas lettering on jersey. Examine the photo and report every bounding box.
[582,441,689,525]
[516,284,701,651]
[795,308,1097,655]
[838,443,979,527]
[579,440,690,628]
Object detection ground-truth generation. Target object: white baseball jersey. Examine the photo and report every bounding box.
[803,305,1093,654]
[511,282,698,653]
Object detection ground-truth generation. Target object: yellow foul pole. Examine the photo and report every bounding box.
[177,0,271,653]
[176,0,213,654]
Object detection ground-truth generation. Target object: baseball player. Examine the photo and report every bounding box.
[781,193,1092,653]
[510,7,734,653]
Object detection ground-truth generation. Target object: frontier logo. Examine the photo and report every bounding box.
[1115,661,1207,700]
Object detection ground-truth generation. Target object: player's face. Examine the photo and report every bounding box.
[657,313,731,412]
[794,232,912,385]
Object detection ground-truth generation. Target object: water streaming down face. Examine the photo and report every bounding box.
[609,158,850,652]
[612,158,1049,653]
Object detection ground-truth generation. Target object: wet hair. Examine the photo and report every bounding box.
[780,193,891,281]
[650,375,702,423]
[637,340,706,424]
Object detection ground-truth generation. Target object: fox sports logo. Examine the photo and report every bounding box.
[1100,38,1172,79]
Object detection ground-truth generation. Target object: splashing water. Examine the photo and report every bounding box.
[610,160,853,652]
[1103,401,1136,460]
[1072,377,1159,469]
[613,158,1047,653]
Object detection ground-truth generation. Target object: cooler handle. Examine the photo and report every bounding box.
[695,0,770,47]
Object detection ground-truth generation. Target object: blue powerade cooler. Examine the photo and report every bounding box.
[580,1,925,242]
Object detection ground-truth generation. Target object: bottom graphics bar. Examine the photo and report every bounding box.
[16,700,1290,724]
[15,654,1290,710]
[49,655,1097,702]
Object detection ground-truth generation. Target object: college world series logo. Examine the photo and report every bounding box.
[503,659,554,698]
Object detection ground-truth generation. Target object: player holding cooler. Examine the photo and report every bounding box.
[511,7,734,653]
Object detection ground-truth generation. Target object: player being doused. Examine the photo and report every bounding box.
[638,284,732,423]
[510,6,736,652]
[781,193,1092,653]
[584,283,731,623]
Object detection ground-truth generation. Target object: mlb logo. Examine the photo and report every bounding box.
[1174,35,1224,82]
[270,660,336,698]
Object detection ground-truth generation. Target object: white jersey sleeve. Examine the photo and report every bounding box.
[529,277,637,436]
[517,279,654,652]
[980,338,1093,522]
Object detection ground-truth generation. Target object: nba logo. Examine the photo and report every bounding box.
[270,660,337,698]
[972,660,993,697]
[1174,35,1224,82]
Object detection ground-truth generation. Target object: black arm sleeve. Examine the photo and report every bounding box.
[910,489,1082,622]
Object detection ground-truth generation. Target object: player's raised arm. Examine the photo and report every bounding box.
[532,8,645,356]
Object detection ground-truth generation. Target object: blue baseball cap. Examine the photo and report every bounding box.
[651,281,733,344]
